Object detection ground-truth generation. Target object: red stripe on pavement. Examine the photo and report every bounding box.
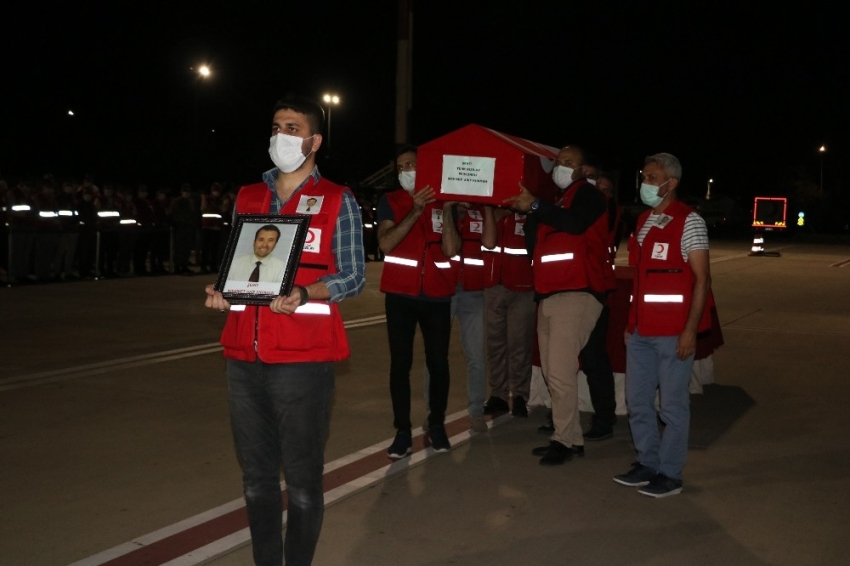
[95,411,496,565]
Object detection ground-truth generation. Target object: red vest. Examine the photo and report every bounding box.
[219,178,351,363]
[627,200,711,336]
[532,180,614,294]
[379,190,456,298]
[607,196,623,262]
[482,212,534,292]
[451,205,487,292]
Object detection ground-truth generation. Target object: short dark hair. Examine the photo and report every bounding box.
[254,224,281,241]
[395,143,418,159]
[273,95,325,136]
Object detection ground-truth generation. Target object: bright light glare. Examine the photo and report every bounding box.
[198,65,211,78]
[323,93,340,105]
[67,110,74,116]
[819,145,826,153]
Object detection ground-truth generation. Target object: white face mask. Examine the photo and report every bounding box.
[586,178,597,186]
[552,165,574,189]
[269,133,314,173]
[398,171,416,192]
[639,179,670,208]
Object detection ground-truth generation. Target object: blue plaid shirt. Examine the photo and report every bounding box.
[260,166,365,302]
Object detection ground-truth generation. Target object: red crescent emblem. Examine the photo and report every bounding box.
[306,229,316,243]
[655,243,665,254]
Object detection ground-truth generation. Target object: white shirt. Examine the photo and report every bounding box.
[228,253,287,284]
[637,211,709,261]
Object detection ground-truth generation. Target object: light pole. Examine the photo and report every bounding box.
[322,93,340,154]
[190,65,212,135]
[706,178,713,201]
[819,145,826,197]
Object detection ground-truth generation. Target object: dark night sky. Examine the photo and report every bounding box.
[3,1,848,207]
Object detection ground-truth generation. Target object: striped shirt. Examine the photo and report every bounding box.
[637,211,709,261]
[260,166,365,302]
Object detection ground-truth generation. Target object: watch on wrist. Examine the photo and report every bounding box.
[530,199,540,213]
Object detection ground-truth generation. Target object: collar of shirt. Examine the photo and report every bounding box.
[261,166,322,214]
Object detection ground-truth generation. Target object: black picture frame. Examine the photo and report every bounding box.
[214,214,311,305]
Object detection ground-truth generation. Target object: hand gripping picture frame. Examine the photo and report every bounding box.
[214,214,311,305]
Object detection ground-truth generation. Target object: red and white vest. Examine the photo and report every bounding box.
[627,200,711,336]
[379,189,456,298]
[532,180,614,295]
[482,212,534,292]
[219,178,350,363]
[450,205,487,292]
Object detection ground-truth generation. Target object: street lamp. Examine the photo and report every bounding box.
[706,178,713,201]
[191,64,212,134]
[819,145,826,197]
[322,93,340,153]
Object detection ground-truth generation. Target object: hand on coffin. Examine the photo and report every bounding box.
[503,182,536,212]
[412,185,436,214]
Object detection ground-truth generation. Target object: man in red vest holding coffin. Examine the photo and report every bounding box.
[505,145,615,466]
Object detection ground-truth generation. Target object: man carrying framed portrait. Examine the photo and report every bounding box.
[204,94,365,566]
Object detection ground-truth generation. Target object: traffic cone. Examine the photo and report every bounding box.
[749,231,764,256]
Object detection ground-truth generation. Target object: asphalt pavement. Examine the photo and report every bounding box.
[2,237,850,566]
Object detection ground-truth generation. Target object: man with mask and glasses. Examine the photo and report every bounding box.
[204,94,365,566]
[613,152,711,498]
[504,145,615,466]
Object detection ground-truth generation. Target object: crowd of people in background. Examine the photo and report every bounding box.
[0,174,382,284]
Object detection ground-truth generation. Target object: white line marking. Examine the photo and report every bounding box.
[0,316,387,392]
[70,409,511,565]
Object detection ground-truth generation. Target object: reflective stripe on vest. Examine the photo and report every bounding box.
[541,252,574,263]
[643,294,684,303]
[482,245,526,256]
[450,255,483,266]
[385,255,418,267]
[504,246,527,256]
[202,213,223,219]
[295,302,332,315]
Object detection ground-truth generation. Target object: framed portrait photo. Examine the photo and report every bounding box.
[214,215,311,305]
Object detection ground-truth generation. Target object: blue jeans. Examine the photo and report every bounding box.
[227,359,335,566]
[625,330,693,481]
[423,288,486,417]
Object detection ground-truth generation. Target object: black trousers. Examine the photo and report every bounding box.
[580,304,617,427]
[385,293,452,430]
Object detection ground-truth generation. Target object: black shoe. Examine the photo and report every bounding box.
[638,473,683,498]
[483,396,510,415]
[532,441,584,457]
[537,421,555,434]
[613,462,656,487]
[538,441,573,466]
[386,429,413,459]
[583,423,614,441]
[428,426,451,453]
[511,396,528,418]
